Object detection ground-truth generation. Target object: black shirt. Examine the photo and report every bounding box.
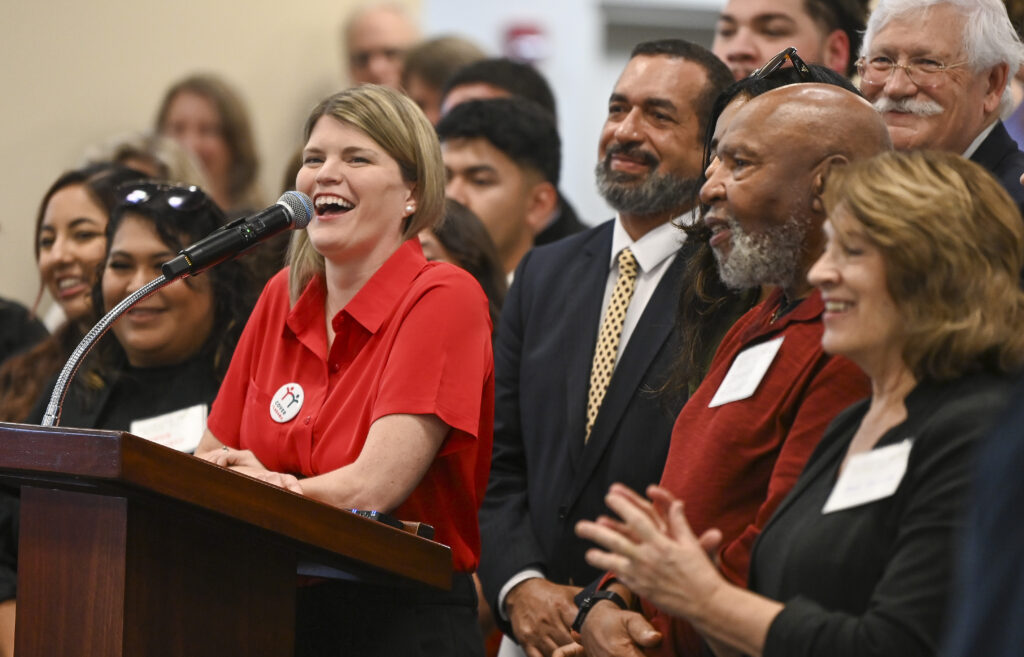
[29,355,221,431]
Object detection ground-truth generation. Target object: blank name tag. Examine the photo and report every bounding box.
[708,336,785,408]
[823,439,913,514]
[130,403,208,453]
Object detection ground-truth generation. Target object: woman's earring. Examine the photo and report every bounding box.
[406,204,415,214]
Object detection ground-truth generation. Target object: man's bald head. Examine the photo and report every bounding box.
[700,84,891,297]
[734,84,892,167]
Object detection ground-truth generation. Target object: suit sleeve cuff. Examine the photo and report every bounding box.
[497,568,546,620]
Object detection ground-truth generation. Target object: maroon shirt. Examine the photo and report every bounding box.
[648,288,870,656]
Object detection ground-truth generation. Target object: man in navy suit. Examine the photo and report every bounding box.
[858,0,1024,211]
[476,40,733,657]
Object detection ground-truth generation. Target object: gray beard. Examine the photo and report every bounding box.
[595,160,699,216]
[712,213,809,291]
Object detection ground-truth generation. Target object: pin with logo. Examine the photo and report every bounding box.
[270,383,304,423]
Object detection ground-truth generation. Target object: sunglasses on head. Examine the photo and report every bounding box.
[750,47,812,82]
[119,182,211,213]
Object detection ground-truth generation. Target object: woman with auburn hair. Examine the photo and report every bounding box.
[573,150,1024,657]
[155,73,264,215]
[195,85,493,657]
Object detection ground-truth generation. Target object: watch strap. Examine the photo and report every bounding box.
[571,589,629,633]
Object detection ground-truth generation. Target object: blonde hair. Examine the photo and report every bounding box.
[83,131,209,190]
[824,149,1024,380]
[287,84,444,301]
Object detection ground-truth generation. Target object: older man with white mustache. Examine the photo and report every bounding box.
[859,0,1024,212]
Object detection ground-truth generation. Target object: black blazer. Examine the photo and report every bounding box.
[749,372,1013,657]
[478,220,688,629]
[970,120,1024,217]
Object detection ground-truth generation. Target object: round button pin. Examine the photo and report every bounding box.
[269,383,305,423]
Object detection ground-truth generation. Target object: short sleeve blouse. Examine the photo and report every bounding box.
[208,239,494,571]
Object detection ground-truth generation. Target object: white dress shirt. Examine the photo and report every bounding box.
[963,120,998,159]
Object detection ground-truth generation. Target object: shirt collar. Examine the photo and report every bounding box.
[287,272,328,359]
[609,209,691,273]
[337,239,426,334]
[962,120,998,159]
[286,239,426,341]
[755,287,823,329]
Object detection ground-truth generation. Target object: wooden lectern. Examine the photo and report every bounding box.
[0,422,452,657]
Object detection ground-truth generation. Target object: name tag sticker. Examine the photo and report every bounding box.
[708,336,784,408]
[823,439,913,514]
[130,403,208,453]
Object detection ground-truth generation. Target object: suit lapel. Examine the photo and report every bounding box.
[565,244,688,505]
[562,223,614,470]
[761,377,951,538]
[970,121,1014,172]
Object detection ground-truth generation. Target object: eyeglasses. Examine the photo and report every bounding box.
[119,182,211,213]
[750,47,812,81]
[856,56,966,89]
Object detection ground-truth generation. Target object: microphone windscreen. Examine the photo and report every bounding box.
[279,191,313,229]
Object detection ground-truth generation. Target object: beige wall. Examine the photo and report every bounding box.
[0,0,417,309]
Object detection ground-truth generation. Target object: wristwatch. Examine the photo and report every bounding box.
[571,589,629,632]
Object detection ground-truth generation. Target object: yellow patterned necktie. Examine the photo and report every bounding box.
[585,247,638,442]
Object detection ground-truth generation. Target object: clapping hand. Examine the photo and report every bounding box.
[575,484,724,621]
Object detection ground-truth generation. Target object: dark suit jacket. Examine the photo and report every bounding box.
[969,120,1024,217]
[478,219,688,632]
[534,193,586,246]
[942,374,1024,657]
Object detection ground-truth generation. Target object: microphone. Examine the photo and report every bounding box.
[161,191,313,279]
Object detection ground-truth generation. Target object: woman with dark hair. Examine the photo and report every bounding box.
[0,163,146,424]
[195,85,493,656]
[2,181,254,656]
[155,73,264,215]
[27,182,257,432]
[0,163,145,657]
[419,198,507,333]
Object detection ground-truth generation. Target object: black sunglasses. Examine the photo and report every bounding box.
[119,182,211,213]
[750,47,812,81]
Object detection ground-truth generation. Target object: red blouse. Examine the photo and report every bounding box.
[208,239,494,571]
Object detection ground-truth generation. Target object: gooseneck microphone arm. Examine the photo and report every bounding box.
[40,191,313,427]
[40,273,175,427]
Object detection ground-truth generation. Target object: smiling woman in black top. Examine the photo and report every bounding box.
[29,182,254,434]
[573,150,1024,657]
